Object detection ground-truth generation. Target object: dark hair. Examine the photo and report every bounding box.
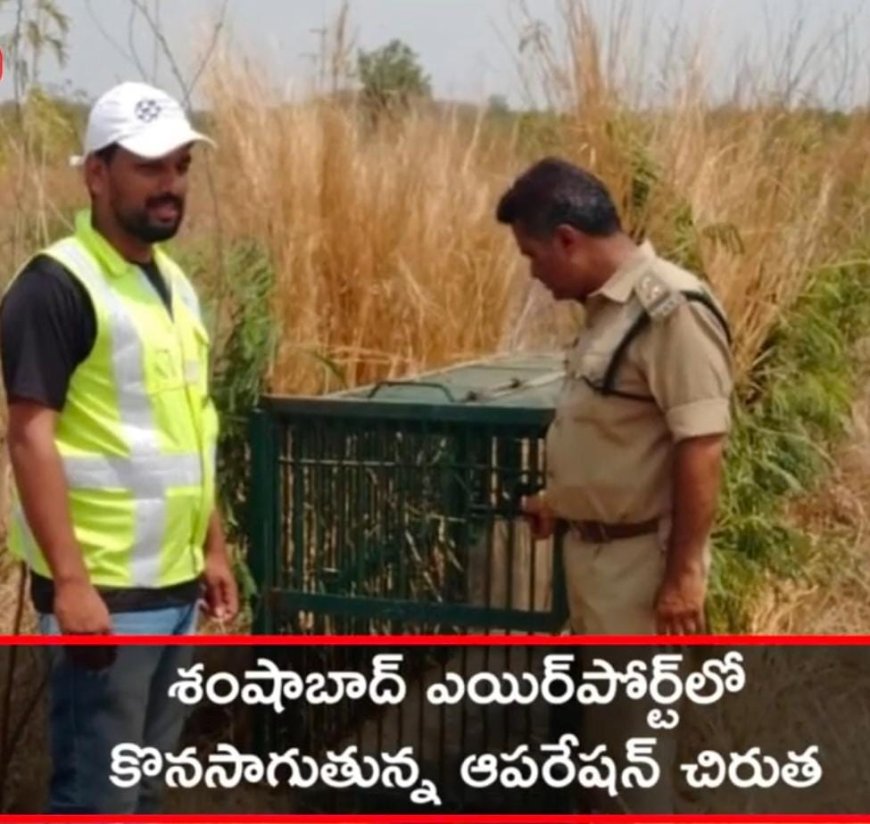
[94,142,119,164]
[496,157,622,238]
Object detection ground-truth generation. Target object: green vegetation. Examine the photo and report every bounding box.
[357,39,432,115]
[710,252,870,630]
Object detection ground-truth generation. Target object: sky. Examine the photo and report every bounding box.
[0,0,868,109]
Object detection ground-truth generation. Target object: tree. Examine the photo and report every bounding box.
[487,94,511,116]
[356,39,431,113]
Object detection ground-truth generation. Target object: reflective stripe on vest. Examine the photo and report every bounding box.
[171,264,203,321]
[11,236,210,588]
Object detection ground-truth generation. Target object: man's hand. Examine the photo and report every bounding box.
[654,568,706,635]
[54,578,112,634]
[202,510,239,623]
[659,434,725,635]
[202,551,239,623]
[521,493,556,541]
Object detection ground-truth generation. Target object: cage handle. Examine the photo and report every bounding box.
[366,381,458,403]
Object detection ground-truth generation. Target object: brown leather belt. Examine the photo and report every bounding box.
[568,517,659,544]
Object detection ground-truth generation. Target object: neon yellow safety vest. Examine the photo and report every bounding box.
[7,209,219,589]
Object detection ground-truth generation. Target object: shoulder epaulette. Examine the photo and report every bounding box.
[634,272,686,322]
[586,283,732,402]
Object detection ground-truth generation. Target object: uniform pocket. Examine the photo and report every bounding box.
[568,342,654,408]
[559,351,612,421]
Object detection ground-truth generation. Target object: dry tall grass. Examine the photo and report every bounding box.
[197,83,526,392]
[165,0,870,398]
[513,0,870,379]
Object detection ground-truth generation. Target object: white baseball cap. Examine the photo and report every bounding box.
[70,81,215,166]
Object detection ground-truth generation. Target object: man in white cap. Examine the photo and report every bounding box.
[1,82,238,813]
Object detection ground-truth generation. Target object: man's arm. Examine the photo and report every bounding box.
[638,294,734,634]
[655,434,725,634]
[7,400,111,633]
[1,259,106,633]
[201,507,239,622]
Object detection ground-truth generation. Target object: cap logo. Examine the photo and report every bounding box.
[134,98,162,123]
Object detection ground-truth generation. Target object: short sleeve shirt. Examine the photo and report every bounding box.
[1,253,172,410]
[544,241,733,524]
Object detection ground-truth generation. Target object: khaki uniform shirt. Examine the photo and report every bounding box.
[545,241,733,524]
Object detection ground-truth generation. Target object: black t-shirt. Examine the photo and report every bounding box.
[0,253,202,613]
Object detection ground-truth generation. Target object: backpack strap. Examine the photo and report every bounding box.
[588,273,732,400]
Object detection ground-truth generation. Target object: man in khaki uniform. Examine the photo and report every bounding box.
[496,157,733,812]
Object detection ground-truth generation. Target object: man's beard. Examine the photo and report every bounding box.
[115,194,185,243]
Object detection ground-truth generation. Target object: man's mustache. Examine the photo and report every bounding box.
[146,195,184,210]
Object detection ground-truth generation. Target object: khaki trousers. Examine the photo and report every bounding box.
[561,528,677,814]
